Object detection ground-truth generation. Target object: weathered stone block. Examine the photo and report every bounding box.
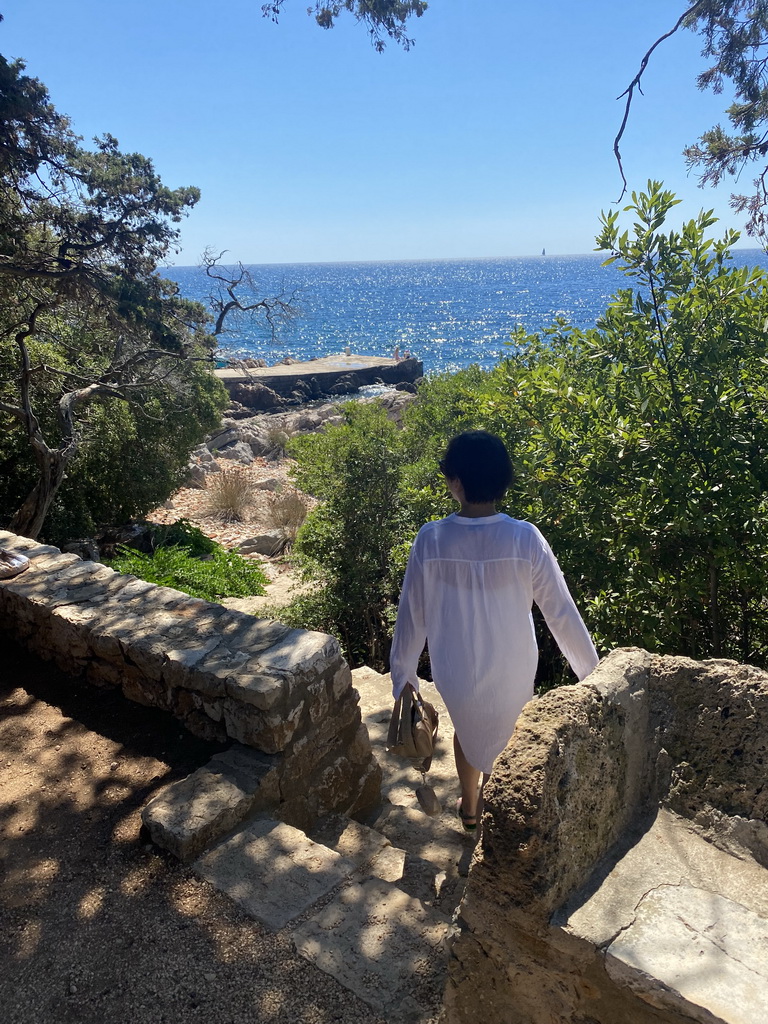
[121,671,170,710]
[142,745,280,862]
[219,695,297,752]
[254,628,341,687]
[303,688,361,749]
[171,688,228,743]
[85,622,125,662]
[162,637,224,691]
[223,667,286,711]
[307,677,330,723]
[193,819,357,930]
[605,884,768,1023]
[445,649,768,1024]
[122,635,168,682]
[84,657,123,688]
[332,663,353,698]
[48,609,93,661]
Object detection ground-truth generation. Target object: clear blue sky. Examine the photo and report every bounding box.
[2,1,750,264]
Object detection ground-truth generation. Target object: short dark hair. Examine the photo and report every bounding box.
[439,430,514,503]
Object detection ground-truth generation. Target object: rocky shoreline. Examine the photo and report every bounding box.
[187,388,416,488]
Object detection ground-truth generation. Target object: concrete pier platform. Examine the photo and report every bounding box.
[214,354,423,399]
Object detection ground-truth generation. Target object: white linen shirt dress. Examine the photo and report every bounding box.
[389,513,599,774]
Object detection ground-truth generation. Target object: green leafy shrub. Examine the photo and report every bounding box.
[284,185,768,681]
[284,401,408,667]
[0,367,226,545]
[148,518,218,556]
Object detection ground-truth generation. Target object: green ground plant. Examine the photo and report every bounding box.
[107,519,267,602]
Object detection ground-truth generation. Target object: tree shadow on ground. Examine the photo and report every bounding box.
[0,640,389,1024]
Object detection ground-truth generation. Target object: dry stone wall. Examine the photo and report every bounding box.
[0,530,381,834]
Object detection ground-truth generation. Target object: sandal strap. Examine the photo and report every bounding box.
[456,798,477,831]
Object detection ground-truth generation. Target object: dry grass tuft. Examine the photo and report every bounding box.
[263,427,290,461]
[203,468,255,523]
[268,487,310,546]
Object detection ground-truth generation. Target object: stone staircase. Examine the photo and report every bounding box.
[143,666,473,1023]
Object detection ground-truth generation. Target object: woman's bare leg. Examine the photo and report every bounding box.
[454,733,481,820]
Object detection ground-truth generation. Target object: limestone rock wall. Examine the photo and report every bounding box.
[0,530,381,832]
[444,648,768,1024]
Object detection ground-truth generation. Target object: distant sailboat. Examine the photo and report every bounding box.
[541,248,546,256]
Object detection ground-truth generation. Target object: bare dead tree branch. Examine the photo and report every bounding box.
[614,2,707,202]
[201,248,301,342]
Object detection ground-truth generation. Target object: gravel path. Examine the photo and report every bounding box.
[0,641,393,1024]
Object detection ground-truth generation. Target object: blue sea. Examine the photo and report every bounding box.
[165,251,768,375]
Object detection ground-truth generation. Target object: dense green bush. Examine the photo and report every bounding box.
[284,401,409,667]
[37,378,225,544]
[0,346,226,545]
[285,184,768,679]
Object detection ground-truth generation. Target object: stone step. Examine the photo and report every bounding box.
[148,663,469,1022]
[190,814,453,1022]
[309,810,469,911]
[348,666,475,913]
[192,817,358,931]
[141,744,279,862]
[292,877,452,1023]
[308,812,407,883]
[371,804,473,908]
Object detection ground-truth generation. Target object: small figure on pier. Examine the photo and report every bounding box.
[393,344,401,362]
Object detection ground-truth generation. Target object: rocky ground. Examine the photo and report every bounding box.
[140,390,415,613]
[148,455,298,549]
[0,642,404,1024]
[146,454,311,614]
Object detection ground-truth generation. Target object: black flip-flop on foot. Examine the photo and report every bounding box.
[456,797,477,833]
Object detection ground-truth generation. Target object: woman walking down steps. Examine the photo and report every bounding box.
[389,430,599,832]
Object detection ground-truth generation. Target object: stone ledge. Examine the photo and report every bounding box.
[141,745,280,862]
[558,807,768,1024]
[605,884,767,1024]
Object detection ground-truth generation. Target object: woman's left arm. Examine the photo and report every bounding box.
[530,528,599,681]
